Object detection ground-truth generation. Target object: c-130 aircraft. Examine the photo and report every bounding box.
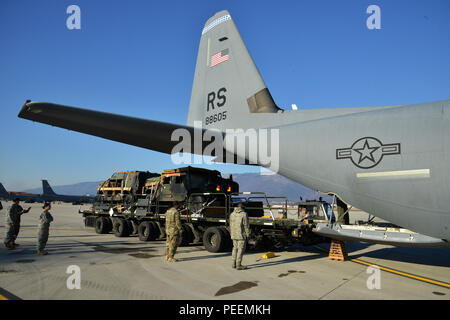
[19,11,450,245]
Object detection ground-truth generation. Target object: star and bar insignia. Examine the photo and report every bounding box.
[336,137,401,169]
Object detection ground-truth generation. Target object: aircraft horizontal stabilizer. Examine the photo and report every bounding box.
[18,101,216,155]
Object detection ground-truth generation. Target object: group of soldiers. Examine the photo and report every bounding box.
[2,198,251,268]
[3,197,349,267]
[164,201,250,270]
[2,198,54,255]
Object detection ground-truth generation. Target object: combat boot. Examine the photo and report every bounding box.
[4,243,14,250]
[236,264,248,270]
[168,257,178,262]
[232,261,236,269]
[37,250,48,255]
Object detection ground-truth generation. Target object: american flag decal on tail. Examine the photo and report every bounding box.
[210,49,229,67]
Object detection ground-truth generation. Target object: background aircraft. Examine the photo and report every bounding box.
[18,11,450,244]
[0,182,43,203]
[40,180,94,204]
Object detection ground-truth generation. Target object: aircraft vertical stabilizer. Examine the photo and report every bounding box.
[42,180,56,195]
[187,10,281,130]
[0,183,9,198]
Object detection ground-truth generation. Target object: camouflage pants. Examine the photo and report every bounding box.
[232,240,246,265]
[165,234,180,259]
[336,200,349,225]
[13,224,20,241]
[37,226,50,251]
[336,211,349,225]
[4,223,15,245]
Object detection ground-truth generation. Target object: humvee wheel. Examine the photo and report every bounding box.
[95,217,110,234]
[113,218,130,237]
[203,227,226,253]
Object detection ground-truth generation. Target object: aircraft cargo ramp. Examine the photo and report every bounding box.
[313,223,450,248]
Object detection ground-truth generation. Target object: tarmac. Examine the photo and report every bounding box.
[0,202,449,300]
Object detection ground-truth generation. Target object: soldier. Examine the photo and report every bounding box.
[229,202,250,270]
[37,202,53,255]
[299,206,310,221]
[3,198,30,250]
[165,201,182,262]
[336,197,350,225]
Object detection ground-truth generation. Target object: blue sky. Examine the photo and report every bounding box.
[1,0,449,190]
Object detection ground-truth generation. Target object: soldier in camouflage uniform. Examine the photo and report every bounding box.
[336,197,349,225]
[165,201,183,262]
[3,198,30,250]
[37,202,53,255]
[229,202,250,270]
[299,206,310,221]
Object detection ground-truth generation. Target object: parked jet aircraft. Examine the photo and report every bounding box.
[18,11,450,244]
[40,180,94,204]
[0,182,43,202]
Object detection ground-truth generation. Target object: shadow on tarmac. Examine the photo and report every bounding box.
[350,246,450,268]
[316,241,450,268]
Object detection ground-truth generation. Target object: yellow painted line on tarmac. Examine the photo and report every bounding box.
[350,258,450,289]
[313,245,450,289]
[0,287,21,300]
